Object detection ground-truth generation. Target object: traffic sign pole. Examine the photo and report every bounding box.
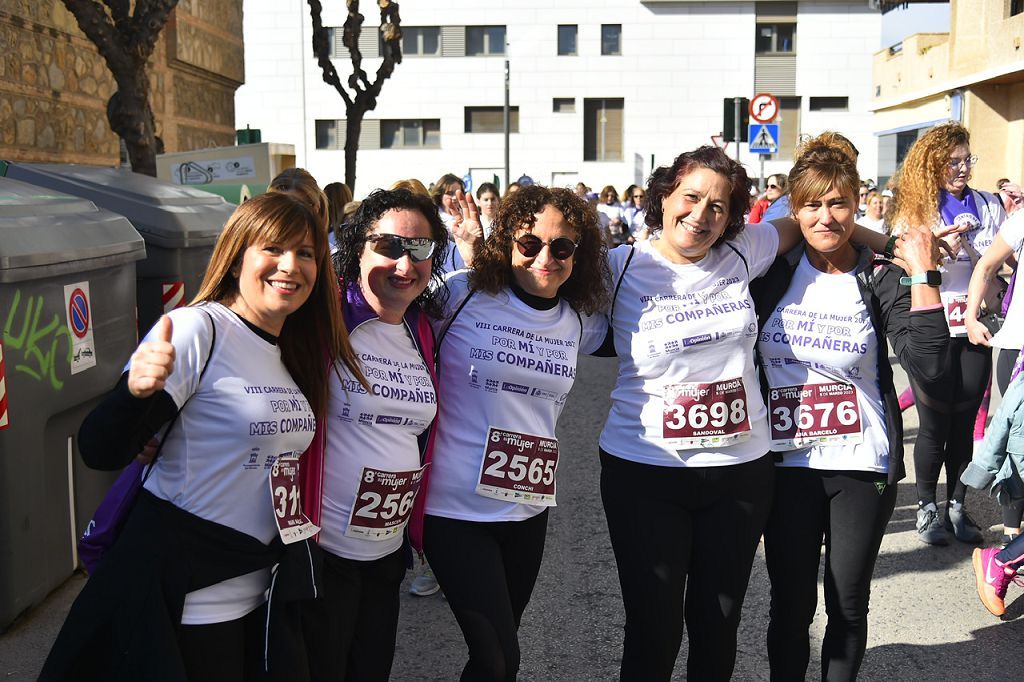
[733,98,742,162]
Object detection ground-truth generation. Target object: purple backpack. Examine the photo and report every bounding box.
[78,310,215,574]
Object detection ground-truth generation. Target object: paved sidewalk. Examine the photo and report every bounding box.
[2,355,1022,680]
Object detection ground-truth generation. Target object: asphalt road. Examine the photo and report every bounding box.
[3,354,1022,680]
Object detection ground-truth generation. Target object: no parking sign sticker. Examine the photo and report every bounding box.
[64,281,97,374]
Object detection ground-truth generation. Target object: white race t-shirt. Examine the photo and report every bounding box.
[599,224,779,467]
[425,272,606,522]
[937,191,1004,337]
[990,210,1024,350]
[140,302,315,624]
[757,255,889,473]
[319,320,436,560]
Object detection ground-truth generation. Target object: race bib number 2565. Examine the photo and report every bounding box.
[476,427,558,506]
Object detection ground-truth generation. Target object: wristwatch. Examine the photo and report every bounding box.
[899,271,942,286]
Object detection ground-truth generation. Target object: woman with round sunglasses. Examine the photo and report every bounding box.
[297,188,449,680]
[749,173,788,224]
[890,122,1006,545]
[752,134,947,681]
[423,185,610,681]
[598,144,908,681]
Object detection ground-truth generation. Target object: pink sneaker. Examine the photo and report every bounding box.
[973,547,1024,616]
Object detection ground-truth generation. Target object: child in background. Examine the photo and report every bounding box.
[962,349,1024,615]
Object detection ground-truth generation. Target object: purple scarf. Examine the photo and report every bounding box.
[938,187,981,230]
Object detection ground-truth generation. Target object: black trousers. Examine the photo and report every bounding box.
[600,450,774,682]
[298,546,407,682]
[764,467,897,682]
[424,510,549,682]
[180,605,268,682]
[912,337,991,504]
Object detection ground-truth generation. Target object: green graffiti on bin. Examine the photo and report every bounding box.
[3,290,73,391]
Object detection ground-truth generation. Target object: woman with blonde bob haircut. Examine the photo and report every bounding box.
[891,122,1006,546]
[44,192,361,681]
[751,133,947,681]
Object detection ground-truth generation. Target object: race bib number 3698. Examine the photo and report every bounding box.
[769,382,863,450]
[662,378,751,449]
[476,427,558,506]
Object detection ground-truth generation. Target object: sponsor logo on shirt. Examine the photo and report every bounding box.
[358,412,373,425]
[485,379,500,393]
[376,415,403,425]
[530,387,557,401]
[501,381,530,395]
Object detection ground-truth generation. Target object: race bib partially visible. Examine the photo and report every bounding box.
[269,454,319,544]
[662,378,751,449]
[946,295,967,332]
[476,427,558,506]
[346,464,428,541]
[768,382,863,450]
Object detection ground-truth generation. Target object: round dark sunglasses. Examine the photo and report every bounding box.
[514,234,579,260]
[366,233,436,262]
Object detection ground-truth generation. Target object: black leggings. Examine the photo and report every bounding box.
[912,337,991,505]
[995,348,1024,529]
[600,450,775,682]
[298,546,407,682]
[996,347,1019,394]
[179,604,267,682]
[764,468,897,682]
[424,510,549,682]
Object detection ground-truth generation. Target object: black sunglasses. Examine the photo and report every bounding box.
[366,233,436,262]
[767,183,780,189]
[514,234,579,260]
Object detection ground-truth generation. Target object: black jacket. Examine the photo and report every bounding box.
[750,244,950,484]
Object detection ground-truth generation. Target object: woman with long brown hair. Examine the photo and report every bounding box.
[43,190,360,681]
[891,122,1006,545]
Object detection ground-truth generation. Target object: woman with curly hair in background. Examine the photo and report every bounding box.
[422,185,610,681]
[890,122,1006,545]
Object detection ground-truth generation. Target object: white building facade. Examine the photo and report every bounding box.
[236,0,881,195]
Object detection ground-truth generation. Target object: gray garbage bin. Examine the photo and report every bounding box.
[0,163,233,335]
[0,176,145,631]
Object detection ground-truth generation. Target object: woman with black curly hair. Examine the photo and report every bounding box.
[423,184,610,681]
[297,188,451,681]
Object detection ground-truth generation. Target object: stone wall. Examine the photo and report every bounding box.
[0,1,243,167]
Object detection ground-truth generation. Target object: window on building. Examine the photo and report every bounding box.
[756,23,795,53]
[809,96,848,112]
[601,24,622,55]
[775,96,800,158]
[1013,0,1023,16]
[315,120,342,150]
[557,25,577,56]
[466,26,506,55]
[403,27,441,56]
[583,98,624,161]
[380,119,441,148]
[465,107,519,133]
[553,97,576,113]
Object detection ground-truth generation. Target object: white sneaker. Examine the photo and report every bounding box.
[409,568,440,597]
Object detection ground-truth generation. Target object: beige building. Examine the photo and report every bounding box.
[0,0,244,167]
[871,0,1024,188]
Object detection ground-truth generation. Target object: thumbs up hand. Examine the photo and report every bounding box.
[128,316,176,398]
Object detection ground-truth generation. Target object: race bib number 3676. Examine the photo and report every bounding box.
[476,427,558,506]
[769,382,863,450]
[662,378,751,449]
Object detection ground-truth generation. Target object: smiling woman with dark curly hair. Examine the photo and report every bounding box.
[422,184,610,680]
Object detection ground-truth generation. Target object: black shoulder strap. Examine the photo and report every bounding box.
[723,241,749,275]
[610,245,636,323]
[142,308,217,482]
[434,288,477,363]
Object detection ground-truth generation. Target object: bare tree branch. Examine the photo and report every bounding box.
[307,0,354,107]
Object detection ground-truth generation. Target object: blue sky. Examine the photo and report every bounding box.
[881,2,952,47]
